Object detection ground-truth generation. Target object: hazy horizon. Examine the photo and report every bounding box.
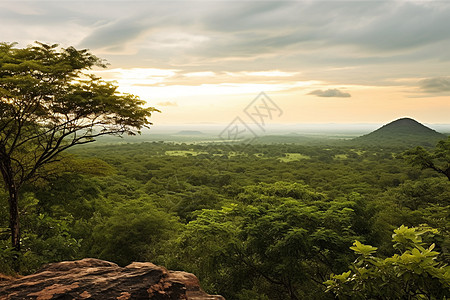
[144,120,450,136]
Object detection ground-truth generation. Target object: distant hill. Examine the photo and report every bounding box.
[352,117,446,147]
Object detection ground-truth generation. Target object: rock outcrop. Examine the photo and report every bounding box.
[0,258,224,300]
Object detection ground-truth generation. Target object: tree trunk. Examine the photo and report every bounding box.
[0,154,21,253]
[444,168,450,181]
[8,185,20,252]
[0,156,21,271]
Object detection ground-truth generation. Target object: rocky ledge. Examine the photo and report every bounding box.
[0,258,224,300]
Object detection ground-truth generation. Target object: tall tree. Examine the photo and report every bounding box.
[0,42,158,254]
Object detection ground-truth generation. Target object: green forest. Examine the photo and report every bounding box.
[2,140,450,299]
[1,43,450,299]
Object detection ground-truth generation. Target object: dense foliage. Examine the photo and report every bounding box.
[326,225,450,299]
[0,42,157,254]
[403,137,450,181]
[1,138,449,298]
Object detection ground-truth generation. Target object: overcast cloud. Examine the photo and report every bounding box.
[2,1,450,73]
[1,0,449,123]
[308,89,351,98]
[420,77,450,93]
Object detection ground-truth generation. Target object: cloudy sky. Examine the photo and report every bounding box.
[1,0,449,126]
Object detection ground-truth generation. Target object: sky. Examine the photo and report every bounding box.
[1,0,450,128]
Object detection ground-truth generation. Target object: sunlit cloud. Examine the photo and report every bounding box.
[184,72,216,78]
[94,68,178,85]
[243,71,299,77]
[96,68,309,90]
[129,81,319,99]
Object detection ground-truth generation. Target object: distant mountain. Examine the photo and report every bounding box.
[175,130,204,135]
[352,117,446,147]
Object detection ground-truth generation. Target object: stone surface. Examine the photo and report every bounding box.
[0,258,224,300]
[0,274,15,283]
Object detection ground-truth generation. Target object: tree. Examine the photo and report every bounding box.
[172,182,361,299]
[87,198,180,267]
[325,225,450,299]
[402,137,450,181]
[0,42,158,255]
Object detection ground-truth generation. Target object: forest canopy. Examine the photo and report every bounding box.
[1,138,449,299]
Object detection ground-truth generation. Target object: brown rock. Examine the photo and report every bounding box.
[0,258,225,300]
[0,274,16,282]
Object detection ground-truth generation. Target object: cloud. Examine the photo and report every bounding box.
[156,101,178,107]
[26,0,446,68]
[2,1,450,87]
[79,18,152,53]
[184,72,216,78]
[334,2,450,52]
[308,89,351,98]
[243,71,298,77]
[93,68,178,87]
[419,77,450,93]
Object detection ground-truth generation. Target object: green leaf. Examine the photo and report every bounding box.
[350,240,378,256]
